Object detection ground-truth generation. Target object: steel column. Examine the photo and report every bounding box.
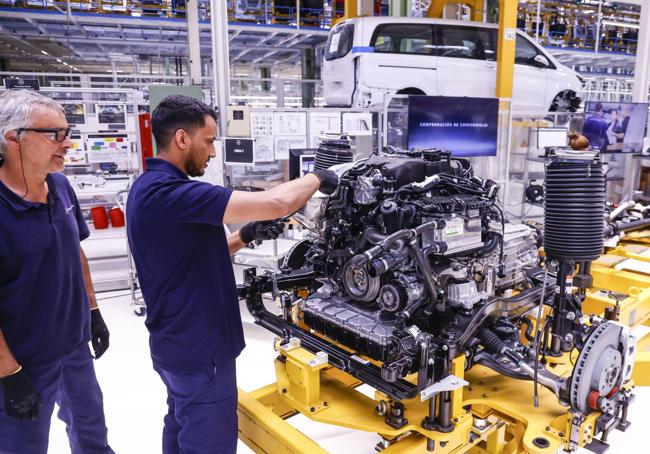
[210,0,230,133]
[186,0,202,85]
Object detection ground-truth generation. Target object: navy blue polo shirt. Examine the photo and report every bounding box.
[0,172,90,367]
[126,158,244,374]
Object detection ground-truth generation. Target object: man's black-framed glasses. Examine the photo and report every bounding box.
[16,127,72,142]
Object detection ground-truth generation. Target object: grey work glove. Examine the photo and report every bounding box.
[239,219,286,245]
[1,369,42,421]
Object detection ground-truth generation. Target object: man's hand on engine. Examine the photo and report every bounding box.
[311,169,339,195]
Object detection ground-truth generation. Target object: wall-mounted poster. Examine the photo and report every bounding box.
[309,111,341,147]
[251,112,275,162]
[63,104,85,125]
[254,136,274,162]
[342,112,373,136]
[274,136,307,160]
[97,104,126,124]
[86,134,131,163]
[65,135,87,165]
[274,111,307,136]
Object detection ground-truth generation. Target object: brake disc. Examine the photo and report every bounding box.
[569,321,628,414]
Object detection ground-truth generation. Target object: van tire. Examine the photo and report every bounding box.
[549,90,581,113]
[396,88,426,96]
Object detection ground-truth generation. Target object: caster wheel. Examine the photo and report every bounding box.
[133,306,146,317]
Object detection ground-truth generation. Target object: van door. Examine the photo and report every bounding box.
[434,24,497,99]
[358,23,437,101]
[323,22,356,106]
[513,34,549,112]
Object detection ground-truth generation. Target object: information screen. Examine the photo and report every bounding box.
[407,96,499,157]
[582,102,649,153]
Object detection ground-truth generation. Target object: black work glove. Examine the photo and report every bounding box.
[239,219,286,245]
[311,169,339,195]
[1,369,42,421]
[90,308,110,359]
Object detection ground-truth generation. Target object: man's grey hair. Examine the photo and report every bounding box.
[0,89,64,157]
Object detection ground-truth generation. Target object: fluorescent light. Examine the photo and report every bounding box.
[601,20,639,30]
[56,58,62,63]
[63,62,69,66]
[41,50,48,55]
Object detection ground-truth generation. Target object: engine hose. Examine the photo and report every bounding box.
[360,226,386,247]
[616,218,650,233]
[368,241,409,277]
[456,272,556,348]
[478,328,507,355]
[352,220,445,265]
[408,240,440,306]
[398,298,427,322]
[479,232,502,255]
[520,317,536,342]
[423,242,448,256]
[609,200,636,221]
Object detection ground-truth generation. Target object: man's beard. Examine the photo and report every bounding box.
[185,154,205,177]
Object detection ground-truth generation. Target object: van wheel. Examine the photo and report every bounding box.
[548,90,581,125]
[396,88,425,96]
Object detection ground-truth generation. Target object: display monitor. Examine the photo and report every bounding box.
[300,155,315,176]
[537,127,567,148]
[407,96,499,157]
[63,103,85,125]
[289,148,318,180]
[582,101,649,153]
[96,104,126,124]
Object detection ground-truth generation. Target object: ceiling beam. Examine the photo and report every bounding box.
[0,10,329,36]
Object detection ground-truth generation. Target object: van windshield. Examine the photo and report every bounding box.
[325,23,354,61]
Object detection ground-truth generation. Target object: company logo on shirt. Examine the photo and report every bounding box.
[65,205,74,215]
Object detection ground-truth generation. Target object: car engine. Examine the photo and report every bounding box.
[239,148,636,444]
[290,151,539,379]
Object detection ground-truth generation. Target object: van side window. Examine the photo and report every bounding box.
[515,35,554,68]
[371,24,434,55]
[437,26,496,61]
[325,24,354,61]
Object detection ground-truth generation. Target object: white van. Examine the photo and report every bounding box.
[322,17,584,113]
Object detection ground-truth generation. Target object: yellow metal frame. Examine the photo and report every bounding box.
[239,235,650,453]
[427,1,485,22]
[238,341,612,454]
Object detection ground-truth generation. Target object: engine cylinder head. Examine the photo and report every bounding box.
[543,152,604,262]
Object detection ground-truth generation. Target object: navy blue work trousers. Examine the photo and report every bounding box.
[0,344,113,454]
[154,358,238,454]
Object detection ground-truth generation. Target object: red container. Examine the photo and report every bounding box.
[109,207,125,228]
[90,206,109,229]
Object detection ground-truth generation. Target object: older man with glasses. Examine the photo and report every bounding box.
[0,90,113,454]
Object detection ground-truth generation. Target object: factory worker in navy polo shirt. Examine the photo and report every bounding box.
[0,90,113,453]
[127,94,338,454]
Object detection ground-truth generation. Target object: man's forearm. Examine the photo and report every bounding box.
[227,231,246,255]
[80,248,98,309]
[224,174,320,224]
[265,173,320,218]
[0,329,20,379]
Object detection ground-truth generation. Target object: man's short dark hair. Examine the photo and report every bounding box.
[594,102,603,113]
[151,95,217,149]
